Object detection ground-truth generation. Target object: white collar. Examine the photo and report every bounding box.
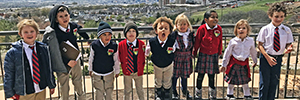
[205,23,218,30]
[178,29,190,36]
[233,36,250,41]
[58,24,70,33]
[270,22,283,30]
[22,40,36,48]
[127,39,137,47]
[99,39,110,47]
[157,36,167,44]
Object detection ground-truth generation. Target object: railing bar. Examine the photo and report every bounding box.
[284,53,291,97]
[80,41,87,98]
[193,57,196,100]
[146,39,149,100]
[91,77,94,100]
[0,50,6,100]
[292,35,300,97]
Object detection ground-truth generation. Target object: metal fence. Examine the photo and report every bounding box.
[0,23,299,100]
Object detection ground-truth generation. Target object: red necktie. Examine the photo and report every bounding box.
[273,27,280,52]
[127,43,134,73]
[30,46,40,84]
[160,42,164,47]
[66,29,70,32]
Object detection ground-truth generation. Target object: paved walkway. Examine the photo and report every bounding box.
[1,73,299,100]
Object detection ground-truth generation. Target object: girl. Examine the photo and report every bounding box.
[220,19,257,100]
[171,14,194,100]
[193,10,222,100]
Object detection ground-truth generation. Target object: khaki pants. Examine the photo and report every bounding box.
[153,63,173,89]
[57,60,85,100]
[123,73,144,100]
[19,89,46,100]
[92,72,114,100]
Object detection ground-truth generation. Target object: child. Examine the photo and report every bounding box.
[119,22,145,100]
[88,21,120,100]
[42,5,89,100]
[257,3,293,100]
[170,14,194,100]
[193,10,222,100]
[4,19,56,100]
[220,19,257,100]
[145,17,176,100]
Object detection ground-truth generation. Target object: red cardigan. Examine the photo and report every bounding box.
[193,24,223,56]
[119,39,145,76]
[225,56,251,78]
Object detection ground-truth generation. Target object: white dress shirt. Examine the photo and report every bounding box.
[257,23,294,55]
[127,39,137,47]
[22,41,43,93]
[88,39,120,76]
[222,37,258,67]
[58,24,70,33]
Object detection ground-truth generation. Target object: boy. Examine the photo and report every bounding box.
[4,19,56,100]
[257,2,293,100]
[119,22,145,100]
[42,5,89,100]
[145,17,176,100]
[88,21,120,100]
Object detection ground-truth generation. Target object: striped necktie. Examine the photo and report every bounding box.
[273,27,280,52]
[127,43,134,73]
[30,46,40,84]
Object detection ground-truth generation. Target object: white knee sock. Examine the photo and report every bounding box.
[227,84,234,95]
[242,84,251,96]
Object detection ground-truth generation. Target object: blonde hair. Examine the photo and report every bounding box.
[17,19,40,36]
[233,19,251,36]
[173,14,193,31]
[152,16,174,32]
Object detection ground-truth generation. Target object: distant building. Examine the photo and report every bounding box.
[176,0,186,4]
[159,0,169,7]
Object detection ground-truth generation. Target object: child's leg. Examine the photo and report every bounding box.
[104,72,115,100]
[35,89,46,100]
[56,72,70,100]
[70,61,84,99]
[181,77,188,90]
[153,65,163,88]
[259,55,271,100]
[196,73,205,89]
[268,57,282,100]
[172,77,179,91]
[208,74,215,89]
[227,84,234,96]
[162,64,174,99]
[92,74,105,100]
[124,75,133,100]
[133,74,144,100]
[242,84,251,97]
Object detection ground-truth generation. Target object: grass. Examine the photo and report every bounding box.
[190,0,285,22]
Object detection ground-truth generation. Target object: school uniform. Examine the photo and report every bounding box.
[257,23,293,100]
[222,37,257,85]
[4,40,56,100]
[118,39,145,100]
[193,23,222,74]
[88,39,120,100]
[172,30,194,79]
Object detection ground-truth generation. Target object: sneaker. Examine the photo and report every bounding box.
[172,89,179,100]
[164,88,172,100]
[182,90,193,100]
[244,96,253,100]
[209,87,217,100]
[225,95,236,100]
[155,87,163,100]
[195,88,202,100]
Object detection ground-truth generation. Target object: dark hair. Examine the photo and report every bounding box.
[201,10,217,25]
[267,2,287,17]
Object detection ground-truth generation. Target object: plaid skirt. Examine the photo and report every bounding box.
[195,53,219,74]
[173,51,193,78]
[224,64,251,85]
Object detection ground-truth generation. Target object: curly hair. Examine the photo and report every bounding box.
[152,16,174,32]
[17,19,40,36]
[233,19,251,36]
[267,2,287,17]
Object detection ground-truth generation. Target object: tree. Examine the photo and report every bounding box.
[156,12,161,18]
[41,8,51,17]
[116,15,123,21]
[84,20,99,28]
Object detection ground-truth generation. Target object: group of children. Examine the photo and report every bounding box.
[3,2,294,100]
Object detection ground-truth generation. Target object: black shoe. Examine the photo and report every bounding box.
[172,89,179,100]
[182,90,193,100]
[164,88,172,100]
[155,87,163,100]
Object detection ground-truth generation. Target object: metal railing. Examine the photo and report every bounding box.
[0,23,299,100]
